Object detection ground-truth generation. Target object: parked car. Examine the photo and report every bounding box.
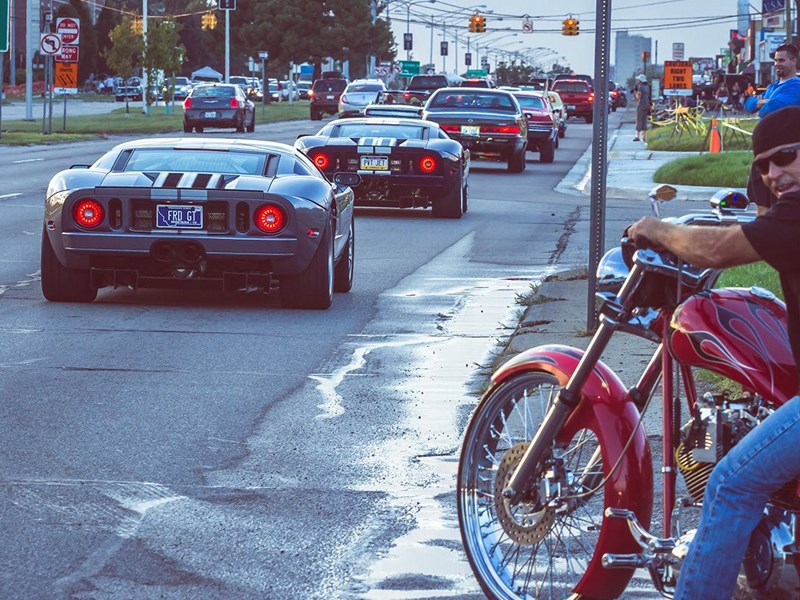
[296,117,469,218]
[164,76,192,101]
[40,138,359,309]
[550,79,595,123]
[280,81,300,101]
[115,76,144,102]
[338,79,386,118]
[182,83,255,133]
[422,88,528,173]
[309,76,347,120]
[512,91,558,163]
[296,81,311,100]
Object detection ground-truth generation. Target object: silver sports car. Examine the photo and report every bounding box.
[41,138,359,309]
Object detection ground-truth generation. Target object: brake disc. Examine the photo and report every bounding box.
[494,442,555,545]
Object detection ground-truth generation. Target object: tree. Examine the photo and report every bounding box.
[143,17,185,108]
[103,17,144,112]
[95,4,122,75]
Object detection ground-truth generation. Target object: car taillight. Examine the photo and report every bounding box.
[308,90,315,98]
[403,92,411,100]
[588,93,595,102]
[311,153,330,170]
[254,204,286,233]
[419,156,437,173]
[481,125,520,134]
[230,97,239,108]
[73,199,104,228]
[612,90,619,98]
[183,97,192,109]
[441,124,460,133]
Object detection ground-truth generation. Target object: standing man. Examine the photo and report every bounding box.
[628,105,800,600]
[633,73,650,142]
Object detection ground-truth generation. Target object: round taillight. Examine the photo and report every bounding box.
[73,199,104,228]
[254,204,286,233]
[312,153,330,170]
[419,156,437,173]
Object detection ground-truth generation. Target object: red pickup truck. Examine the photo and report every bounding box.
[550,79,595,124]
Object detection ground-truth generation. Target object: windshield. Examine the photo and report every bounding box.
[124,149,269,175]
[313,79,347,93]
[515,96,545,110]
[428,92,515,111]
[334,123,426,140]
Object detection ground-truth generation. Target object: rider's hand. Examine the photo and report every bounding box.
[626,216,667,250]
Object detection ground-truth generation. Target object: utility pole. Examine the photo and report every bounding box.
[225,7,230,82]
[142,0,148,115]
[369,0,376,78]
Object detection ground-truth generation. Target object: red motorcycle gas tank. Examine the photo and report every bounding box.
[669,287,798,404]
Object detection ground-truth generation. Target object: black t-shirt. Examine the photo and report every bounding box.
[741,194,800,376]
[747,162,776,209]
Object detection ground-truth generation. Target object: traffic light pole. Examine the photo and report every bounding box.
[225,8,230,82]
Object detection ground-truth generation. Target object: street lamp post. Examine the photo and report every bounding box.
[405,0,436,61]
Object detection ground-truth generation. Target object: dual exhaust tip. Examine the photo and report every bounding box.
[150,241,205,267]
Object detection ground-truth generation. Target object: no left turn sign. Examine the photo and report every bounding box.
[40,33,62,55]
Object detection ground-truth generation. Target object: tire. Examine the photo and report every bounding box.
[558,126,566,139]
[310,108,322,121]
[432,173,464,219]
[333,218,354,293]
[554,135,559,149]
[195,125,204,133]
[183,121,192,133]
[458,372,611,600]
[539,139,555,163]
[40,227,97,303]
[462,182,468,214]
[507,148,526,173]
[236,115,245,133]
[279,221,334,309]
[585,114,594,124]
[246,113,255,133]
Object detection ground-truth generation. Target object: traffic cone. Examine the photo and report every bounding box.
[710,117,721,153]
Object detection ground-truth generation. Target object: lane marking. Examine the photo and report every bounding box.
[11,158,44,164]
[0,193,22,199]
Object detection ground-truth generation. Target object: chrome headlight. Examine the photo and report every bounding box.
[597,247,629,294]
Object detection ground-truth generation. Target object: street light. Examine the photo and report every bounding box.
[404,0,436,61]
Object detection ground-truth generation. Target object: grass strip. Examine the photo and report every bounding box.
[647,117,756,152]
[653,151,752,188]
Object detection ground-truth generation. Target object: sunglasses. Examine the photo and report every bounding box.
[755,144,800,174]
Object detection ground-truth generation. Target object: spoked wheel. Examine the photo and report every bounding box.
[457,372,609,599]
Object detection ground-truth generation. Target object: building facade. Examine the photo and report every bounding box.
[614,30,652,86]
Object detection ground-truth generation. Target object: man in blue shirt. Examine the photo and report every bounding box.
[744,43,800,117]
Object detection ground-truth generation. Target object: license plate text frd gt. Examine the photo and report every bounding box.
[156,205,204,229]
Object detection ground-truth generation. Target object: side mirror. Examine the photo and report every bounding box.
[710,188,749,213]
[648,184,677,218]
[333,172,361,188]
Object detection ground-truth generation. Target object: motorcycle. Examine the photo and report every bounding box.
[457,185,800,599]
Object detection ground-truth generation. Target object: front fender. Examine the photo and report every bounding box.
[493,344,654,599]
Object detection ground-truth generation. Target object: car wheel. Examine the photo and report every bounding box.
[558,127,566,139]
[432,172,464,219]
[310,108,322,121]
[333,219,354,293]
[507,148,526,173]
[195,125,204,133]
[554,135,559,149]
[539,139,555,163]
[236,115,245,133]
[279,221,334,310]
[183,120,192,133]
[40,226,97,303]
[585,115,593,124]
[246,113,255,133]
[462,182,469,214]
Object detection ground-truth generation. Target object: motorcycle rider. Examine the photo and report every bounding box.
[627,105,800,600]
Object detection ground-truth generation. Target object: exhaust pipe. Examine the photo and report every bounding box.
[180,243,204,265]
[151,241,177,264]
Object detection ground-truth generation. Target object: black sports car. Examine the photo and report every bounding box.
[41,138,358,310]
[295,117,469,219]
[183,83,255,134]
[421,88,528,173]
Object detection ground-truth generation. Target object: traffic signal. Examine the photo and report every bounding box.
[469,13,485,33]
[201,12,217,30]
[132,18,143,35]
[562,18,579,36]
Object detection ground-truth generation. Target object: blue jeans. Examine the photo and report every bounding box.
[674,394,800,599]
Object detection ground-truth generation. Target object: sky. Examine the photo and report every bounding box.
[387,0,757,76]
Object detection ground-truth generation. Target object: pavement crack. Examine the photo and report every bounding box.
[549,205,581,265]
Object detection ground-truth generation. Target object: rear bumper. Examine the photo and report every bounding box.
[184,108,242,126]
[446,134,525,155]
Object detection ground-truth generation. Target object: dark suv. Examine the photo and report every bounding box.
[309,77,348,120]
[551,79,595,123]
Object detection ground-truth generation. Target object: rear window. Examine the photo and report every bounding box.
[124,149,269,176]
[347,83,384,93]
[551,82,590,93]
[429,92,515,111]
[515,96,545,110]
[409,76,448,89]
[192,85,236,98]
[313,79,347,93]
[461,80,490,88]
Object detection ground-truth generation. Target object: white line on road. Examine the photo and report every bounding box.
[11,158,44,164]
[0,193,22,199]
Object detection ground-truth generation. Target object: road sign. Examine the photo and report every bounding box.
[403,32,413,51]
[399,60,420,76]
[40,33,62,55]
[464,52,472,66]
[0,0,9,52]
[218,0,236,9]
[56,17,80,46]
[763,0,784,13]
[57,45,79,63]
[522,18,533,33]
[258,50,268,60]
[466,69,487,77]
[54,61,78,92]
[663,60,693,96]
[672,42,685,61]
[440,41,448,56]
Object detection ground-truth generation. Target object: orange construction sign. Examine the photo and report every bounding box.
[663,60,693,96]
[54,62,78,93]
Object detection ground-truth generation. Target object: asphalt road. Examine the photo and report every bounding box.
[0,110,668,599]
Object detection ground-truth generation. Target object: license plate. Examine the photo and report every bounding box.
[326,95,335,100]
[567,105,576,111]
[360,155,389,171]
[461,125,480,136]
[156,205,203,229]
[203,111,216,118]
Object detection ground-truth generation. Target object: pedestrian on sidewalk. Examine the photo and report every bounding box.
[633,73,650,142]
[627,105,800,600]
